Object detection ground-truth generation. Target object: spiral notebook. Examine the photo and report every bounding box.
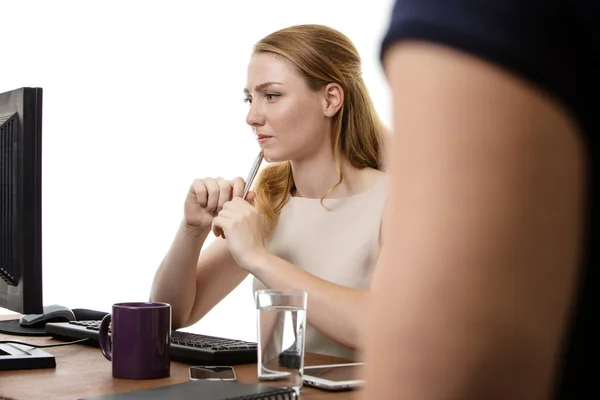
[79,380,297,400]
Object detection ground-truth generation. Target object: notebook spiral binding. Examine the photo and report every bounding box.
[235,387,297,399]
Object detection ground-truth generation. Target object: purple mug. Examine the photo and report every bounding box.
[98,302,171,379]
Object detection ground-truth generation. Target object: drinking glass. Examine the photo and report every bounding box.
[255,290,308,395]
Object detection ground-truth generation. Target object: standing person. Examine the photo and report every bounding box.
[362,1,599,399]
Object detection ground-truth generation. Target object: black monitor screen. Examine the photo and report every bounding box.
[0,87,43,315]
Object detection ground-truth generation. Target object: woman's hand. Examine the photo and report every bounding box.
[211,197,267,270]
[184,177,255,235]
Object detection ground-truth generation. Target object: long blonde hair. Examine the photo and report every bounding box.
[251,24,385,225]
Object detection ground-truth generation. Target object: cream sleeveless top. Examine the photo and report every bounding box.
[252,175,388,359]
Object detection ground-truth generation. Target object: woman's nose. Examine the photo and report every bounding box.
[246,103,265,127]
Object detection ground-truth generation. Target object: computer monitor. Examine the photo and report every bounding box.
[0,88,60,371]
[0,87,44,319]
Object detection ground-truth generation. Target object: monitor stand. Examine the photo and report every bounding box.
[0,313,56,370]
[0,342,55,371]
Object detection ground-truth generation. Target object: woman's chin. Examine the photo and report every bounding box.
[262,150,286,163]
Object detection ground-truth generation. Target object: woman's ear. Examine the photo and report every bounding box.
[323,83,344,117]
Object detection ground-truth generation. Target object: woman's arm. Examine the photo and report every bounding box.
[245,251,368,351]
[362,41,585,400]
[150,221,248,330]
[151,177,252,330]
[212,197,383,351]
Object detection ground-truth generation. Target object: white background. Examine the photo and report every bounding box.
[1,0,394,342]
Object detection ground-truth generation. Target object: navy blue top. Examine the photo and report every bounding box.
[381,1,599,398]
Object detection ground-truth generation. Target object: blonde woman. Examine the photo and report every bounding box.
[151,24,388,359]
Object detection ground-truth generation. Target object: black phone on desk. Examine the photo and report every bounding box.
[189,365,237,381]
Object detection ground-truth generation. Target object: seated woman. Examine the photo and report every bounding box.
[150,24,388,359]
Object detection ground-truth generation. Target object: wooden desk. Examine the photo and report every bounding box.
[0,316,359,399]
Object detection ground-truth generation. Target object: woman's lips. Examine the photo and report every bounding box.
[257,135,272,144]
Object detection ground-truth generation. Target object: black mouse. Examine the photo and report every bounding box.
[19,304,76,328]
[72,308,109,321]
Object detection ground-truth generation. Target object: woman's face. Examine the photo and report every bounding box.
[245,52,330,163]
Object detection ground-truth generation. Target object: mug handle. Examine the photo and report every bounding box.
[98,314,112,361]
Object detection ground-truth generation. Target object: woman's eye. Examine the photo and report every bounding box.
[265,93,280,101]
[243,97,252,104]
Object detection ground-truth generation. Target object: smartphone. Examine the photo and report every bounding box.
[302,362,364,391]
[188,366,237,381]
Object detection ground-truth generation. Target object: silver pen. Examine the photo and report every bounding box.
[243,150,264,199]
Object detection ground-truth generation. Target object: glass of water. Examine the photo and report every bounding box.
[255,289,308,395]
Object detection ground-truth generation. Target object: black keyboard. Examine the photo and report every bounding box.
[44,320,257,365]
